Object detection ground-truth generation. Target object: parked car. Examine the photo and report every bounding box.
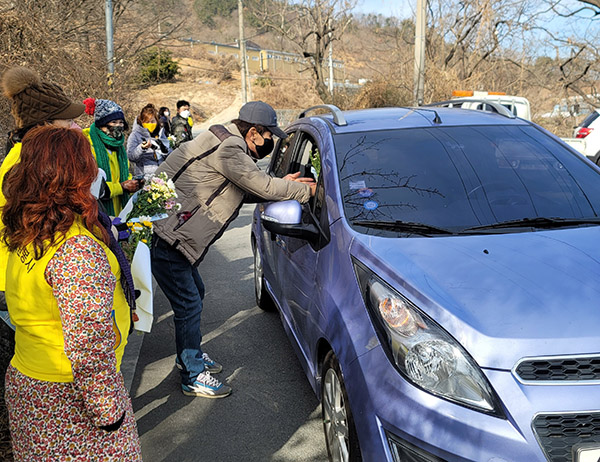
[574,108,600,162]
[251,104,600,462]
[451,90,532,120]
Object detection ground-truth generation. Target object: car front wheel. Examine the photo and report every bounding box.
[253,240,274,311]
[322,351,362,462]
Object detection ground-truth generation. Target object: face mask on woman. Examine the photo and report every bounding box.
[143,122,157,133]
[164,111,170,117]
[107,125,125,140]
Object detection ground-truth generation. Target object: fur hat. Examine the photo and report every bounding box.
[83,98,125,127]
[1,67,85,129]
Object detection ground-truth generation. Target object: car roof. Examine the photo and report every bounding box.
[297,106,531,135]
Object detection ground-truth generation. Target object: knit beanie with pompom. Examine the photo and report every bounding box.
[83,98,125,128]
[1,67,84,129]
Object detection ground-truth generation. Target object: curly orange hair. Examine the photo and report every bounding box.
[2,125,109,258]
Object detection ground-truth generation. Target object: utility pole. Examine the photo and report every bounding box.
[105,0,114,90]
[238,0,248,104]
[413,0,426,106]
[328,19,334,95]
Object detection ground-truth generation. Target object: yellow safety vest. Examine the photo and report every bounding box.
[0,142,22,292]
[6,219,130,382]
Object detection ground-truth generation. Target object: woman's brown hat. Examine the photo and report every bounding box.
[1,67,85,129]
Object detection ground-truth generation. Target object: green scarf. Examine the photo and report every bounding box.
[89,123,130,215]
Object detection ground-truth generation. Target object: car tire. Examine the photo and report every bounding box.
[321,351,362,462]
[253,240,275,311]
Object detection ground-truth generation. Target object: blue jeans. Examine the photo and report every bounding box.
[151,235,205,385]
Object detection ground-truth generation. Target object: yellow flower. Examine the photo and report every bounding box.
[141,239,148,243]
[142,220,152,228]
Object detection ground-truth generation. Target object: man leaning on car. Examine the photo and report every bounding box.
[150,101,316,399]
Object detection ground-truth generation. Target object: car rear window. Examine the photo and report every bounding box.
[334,125,600,234]
[580,110,599,128]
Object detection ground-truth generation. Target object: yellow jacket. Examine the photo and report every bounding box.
[82,127,131,216]
[6,218,130,382]
[0,142,22,291]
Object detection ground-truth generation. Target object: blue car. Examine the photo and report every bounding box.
[251,103,600,462]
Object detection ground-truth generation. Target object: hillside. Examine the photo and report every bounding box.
[129,55,323,128]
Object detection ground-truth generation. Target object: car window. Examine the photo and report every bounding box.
[334,125,600,234]
[580,111,599,128]
[270,131,297,178]
[294,135,321,183]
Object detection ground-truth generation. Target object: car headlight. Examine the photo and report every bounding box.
[354,260,503,416]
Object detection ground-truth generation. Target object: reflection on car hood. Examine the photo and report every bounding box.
[352,226,600,370]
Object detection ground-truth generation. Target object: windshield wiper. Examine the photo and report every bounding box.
[463,216,600,232]
[351,220,455,235]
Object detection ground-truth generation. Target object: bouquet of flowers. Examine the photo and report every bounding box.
[127,172,180,222]
[120,171,180,260]
[119,172,180,332]
[124,219,153,259]
[168,135,177,149]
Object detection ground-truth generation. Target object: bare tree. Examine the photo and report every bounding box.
[0,0,186,157]
[251,0,357,101]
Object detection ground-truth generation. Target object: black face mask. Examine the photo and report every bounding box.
[107,125,125,140]
[254,137,274,159]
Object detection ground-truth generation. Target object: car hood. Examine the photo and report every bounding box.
[351,226,600,370]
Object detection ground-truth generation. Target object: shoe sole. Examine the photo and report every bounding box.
[182,388,232,398]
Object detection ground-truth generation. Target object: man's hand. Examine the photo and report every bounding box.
[284,171,316,184]
[283,171,316,196]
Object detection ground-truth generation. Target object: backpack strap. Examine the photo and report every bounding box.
[171,125,234,183]
[208,124,234,142]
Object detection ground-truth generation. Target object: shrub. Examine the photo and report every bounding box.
[138,48,179,84]
[353,77,412,109]
[254,76,274,88]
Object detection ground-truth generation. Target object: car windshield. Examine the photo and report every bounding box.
[334,125,600,236]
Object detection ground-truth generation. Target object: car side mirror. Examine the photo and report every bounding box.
[261,200,319,240]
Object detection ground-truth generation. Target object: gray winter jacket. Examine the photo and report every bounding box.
[127,119,172,177]
[153,123,311,266]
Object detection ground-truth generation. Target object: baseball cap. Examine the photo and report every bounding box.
[238,101,288,139]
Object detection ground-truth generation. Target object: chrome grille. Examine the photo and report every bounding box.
[532,413,600,462]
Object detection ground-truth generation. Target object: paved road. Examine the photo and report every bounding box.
[131,204,328,462]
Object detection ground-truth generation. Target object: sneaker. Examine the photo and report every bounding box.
[202,352,223,374]
[181,371,232,398]
[175,353,223,374]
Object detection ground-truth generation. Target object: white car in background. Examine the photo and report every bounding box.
[451,90,532,120]
[574,108,600,162]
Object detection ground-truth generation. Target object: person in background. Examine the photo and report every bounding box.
[127,103,171,177]
[2,126,141,461]
[82,98,141,216]
[171,99,193,148]
[158,106,172,138]
[0,66,85,298]
[151,101,316,399]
